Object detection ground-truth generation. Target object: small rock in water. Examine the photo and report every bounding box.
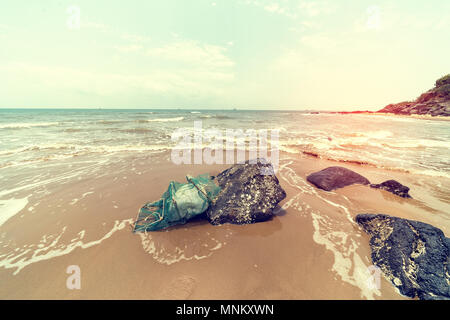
[206,159,286,225]
[356,213,450,300]
[370,180,412,198]
[306,166,370,191]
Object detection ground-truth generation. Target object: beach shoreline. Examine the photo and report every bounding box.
[0,149,447,299]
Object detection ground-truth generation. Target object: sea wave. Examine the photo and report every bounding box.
[117,128,155,134]
[382,139,449,149]
[199,114,233,120]
[97,120,132,125]
[0,122,59,129]
[280,132,449,153]
[342,130,393,139]
[2,143,170,154]
[289,147,450,179]
[0,143,171,168]
[145,117,185,122]
[63,128,83,133]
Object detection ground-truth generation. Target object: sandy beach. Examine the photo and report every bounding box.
[2,0,450,303]
[1,148,447,300]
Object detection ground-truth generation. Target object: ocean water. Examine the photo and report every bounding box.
[0,109,449,178]
[0,108,449,293]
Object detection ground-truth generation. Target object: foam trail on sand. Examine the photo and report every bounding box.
[0,219,133,275]
[0,198,28,227]
[138,226,232,265]
[278,159,380,299]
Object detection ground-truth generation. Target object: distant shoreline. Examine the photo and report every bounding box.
[313,110,450,121]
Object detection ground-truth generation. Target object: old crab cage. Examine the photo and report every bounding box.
[132,174,221,232]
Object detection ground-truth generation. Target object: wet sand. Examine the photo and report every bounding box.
[0,151,448,299]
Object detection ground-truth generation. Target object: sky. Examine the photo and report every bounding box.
[1,0,449,110]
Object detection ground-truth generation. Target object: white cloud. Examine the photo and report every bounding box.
[298,0,332,17]
[300,33,337,50]
[353,4,450,33]
[264,3,286,15]
[0,24,13,38]
[241,0,335,20]
[51,17,235,99]
[81,21,109,32]
[147,40,235,69]
[3,37,235,99]
[0,24,11,31]
[242,0,297,18]
[114,44,143,53]
[121,33,151,43]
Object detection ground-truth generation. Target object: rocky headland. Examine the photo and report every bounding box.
[378,74,450,117]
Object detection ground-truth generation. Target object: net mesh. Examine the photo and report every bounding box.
[133,174,221,232]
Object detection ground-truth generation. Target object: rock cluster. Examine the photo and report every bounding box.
[307,167,412,199]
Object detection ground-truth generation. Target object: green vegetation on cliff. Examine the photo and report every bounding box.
[436,74,450,87]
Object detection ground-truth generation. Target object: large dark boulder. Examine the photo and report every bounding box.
[370,180,412,198]
[306,166,370,191]
[206,159,286,225]
[356,213,450,300]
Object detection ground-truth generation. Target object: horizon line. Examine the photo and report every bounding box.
[0,106,381,112]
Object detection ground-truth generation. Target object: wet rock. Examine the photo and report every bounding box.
[370,180,412,198]
[206,159,286,225]
[356,213,450,300]
[306,166,370,191]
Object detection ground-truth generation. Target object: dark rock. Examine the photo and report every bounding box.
[356,213,450,300]
[306,166,370,191]
[378,74,450,117]
[370,180,412,198]
[418,292,450,300]
[206,159,286,225]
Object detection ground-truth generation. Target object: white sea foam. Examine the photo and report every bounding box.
[0,122,59,129]
[0,160,109,198]
[310,212,381,299]
[146,117,185,122]
[0,219,132,275]
[137,226,231,265]
[384,139,449,149]
[0,197,29,227]
[0,143,170,169]
[69,191,94,205]
[354,130,393,139]
[278,160,380,299]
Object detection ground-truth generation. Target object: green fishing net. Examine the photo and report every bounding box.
[133,174,221,232]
